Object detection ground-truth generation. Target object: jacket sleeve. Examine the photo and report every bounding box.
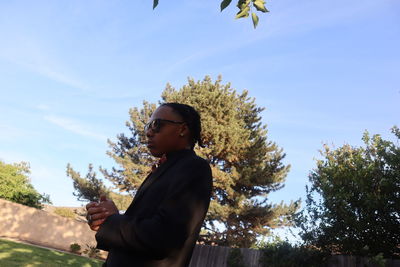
[95,158,212,259]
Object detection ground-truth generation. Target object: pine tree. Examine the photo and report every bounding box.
[66,163,132,210]
[99,76,299,247]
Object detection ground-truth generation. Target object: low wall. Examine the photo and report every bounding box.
[0,198,97,253]
[1,199,399,267]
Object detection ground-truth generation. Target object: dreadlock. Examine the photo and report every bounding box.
[160,102,204,149]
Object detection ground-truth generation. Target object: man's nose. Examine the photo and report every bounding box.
[145,127,154,137]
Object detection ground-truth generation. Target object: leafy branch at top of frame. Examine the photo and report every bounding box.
[152,0,269,29]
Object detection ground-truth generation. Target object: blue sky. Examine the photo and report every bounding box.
[0,0,399,236]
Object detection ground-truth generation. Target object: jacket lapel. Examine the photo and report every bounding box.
[125,155,182,213]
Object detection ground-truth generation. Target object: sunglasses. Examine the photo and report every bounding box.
[144,118,185,133]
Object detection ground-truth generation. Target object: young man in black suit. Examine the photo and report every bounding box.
[86,103,213,267]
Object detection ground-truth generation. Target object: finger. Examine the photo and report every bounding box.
[90,218,106,227]
[87,207,106,215]
[91,212,109,221]
[100,195,107,202]
[90,225,100,231]
[85,202,99,210]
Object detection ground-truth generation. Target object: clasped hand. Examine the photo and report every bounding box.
[85,195,119,231]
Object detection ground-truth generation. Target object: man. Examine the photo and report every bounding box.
[86,103,213,267]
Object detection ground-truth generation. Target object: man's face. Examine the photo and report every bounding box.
[145,106,185,157]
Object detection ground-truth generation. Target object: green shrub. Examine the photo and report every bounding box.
[227,248,245,267]
[54,207,76,219]
[69,243,81,254]
[83,244,101,259]
[369,253,386,267]
[259,241,328,267]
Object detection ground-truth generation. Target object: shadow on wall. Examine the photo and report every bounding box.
[0,199,99,254]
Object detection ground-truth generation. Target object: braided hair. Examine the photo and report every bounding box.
[160,102,204,149]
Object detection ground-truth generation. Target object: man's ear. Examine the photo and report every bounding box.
[179,123,189,137]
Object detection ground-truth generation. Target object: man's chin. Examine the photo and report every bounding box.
[148,147,163,158]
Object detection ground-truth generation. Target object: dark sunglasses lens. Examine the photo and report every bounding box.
[145,119,161,133]
[145,121,152,132]
[153,119,162,132]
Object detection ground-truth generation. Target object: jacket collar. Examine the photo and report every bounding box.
[126,149,195,213]
[165,148,194,161]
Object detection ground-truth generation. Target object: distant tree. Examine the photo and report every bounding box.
[0,161,51,209]
[66,163,132,211]
[296,127,400,258]
[152,0,269,28]
[108,191,133,211]
[97,76,299,247]
[66,163,108,203]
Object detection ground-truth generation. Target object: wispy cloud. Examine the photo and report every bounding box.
[0,150,31,164]
[163,51,211,76]
[164,0,388,73]
[0,124,25,141]
[249,0,387,40]
[44,115,107,141]
[36,104,50,111]
[0,29,91,92]
[0,33,139,102]
[30,163,61,183]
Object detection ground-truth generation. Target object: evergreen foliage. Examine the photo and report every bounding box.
[66,163,132,211]
[98,76,299,247]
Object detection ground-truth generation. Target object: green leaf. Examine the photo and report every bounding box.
[235,6,250,19]
[237,0,250,9]
[220,0,233,11]
[254,0,269,12]
[153,0,159,9]
[251,12,259,28]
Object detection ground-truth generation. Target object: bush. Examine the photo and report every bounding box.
[369,253,386,267]
[227,248,245,267]
[54,207,76,219]
[259,241,329,267]
[0,161,51,209]
[69,243,81,254]
[296,128,400,257]
[83,244,101,259]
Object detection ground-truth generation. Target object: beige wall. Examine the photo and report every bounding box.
[3,199,399,267]
[0,199,97,252]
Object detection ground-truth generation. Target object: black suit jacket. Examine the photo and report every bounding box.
[96,149,212,267]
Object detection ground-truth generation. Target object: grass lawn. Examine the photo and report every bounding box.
[0,238,104,267]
